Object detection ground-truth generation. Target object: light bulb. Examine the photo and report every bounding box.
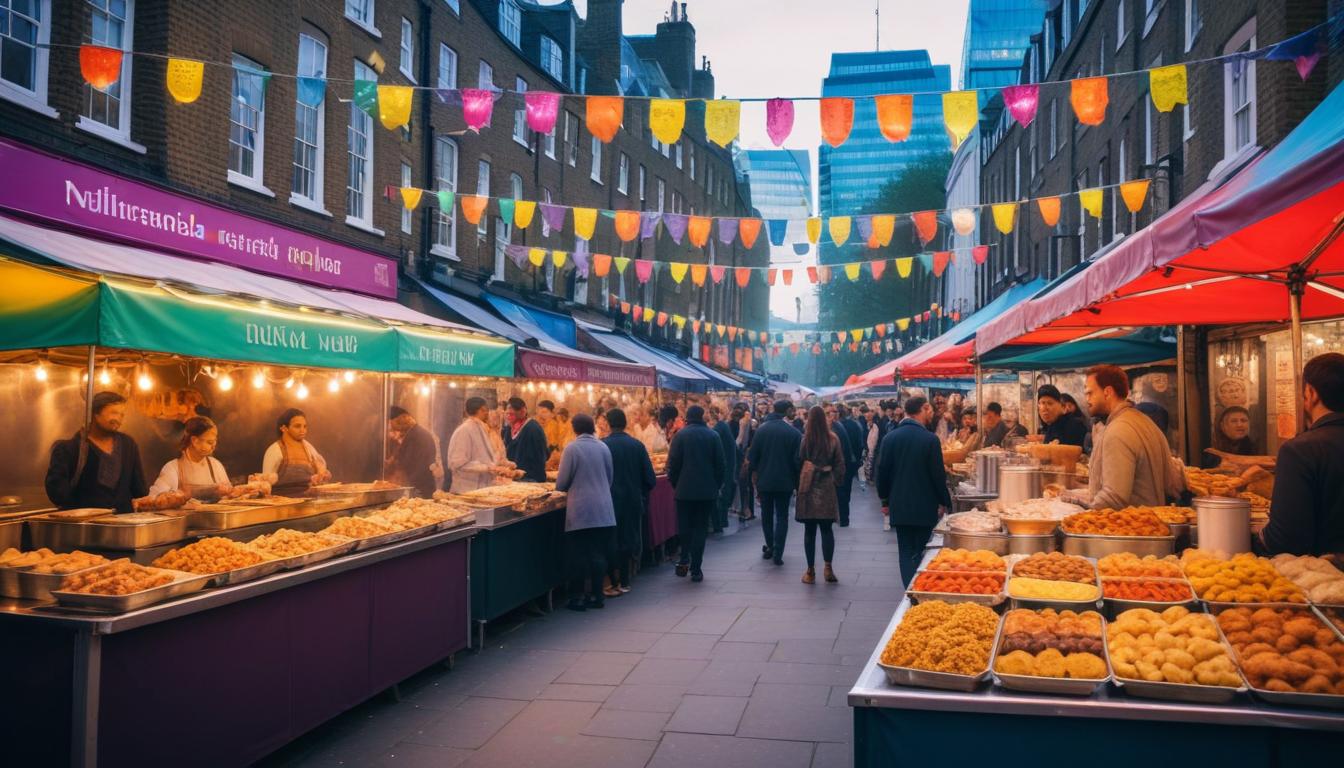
[98,368,111,386]
[218,372,234,391]
[343,370,355,383]
[252,370,266,389]
[448,380,458,388]
[328,377,340,393]
[137,371,153,391]
[34,363,48,382]
[296,383,309,400]
[285,376,295,390]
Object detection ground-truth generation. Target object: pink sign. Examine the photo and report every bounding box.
[517,350,655,388]
[0,139,397,298]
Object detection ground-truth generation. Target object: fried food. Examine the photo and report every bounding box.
[26,551,110,575]
[322,515,396,539]
[879,600,998,675]
[926,548,1006,573]
[1008,577,1100,602]
[1183,553,1306,603]
[1000,608,1104,654]
[1151,506,1197,524]
[1012,552,1096,584]
[1062,508,1170,536]
[0,548,57,568]
[911,571,1004,595]
[248,529,348,559]
[152,537,268,574]
[1183,466,1245,498]
[1102,579,1194,603]
[60,561,175,595]
[1269,554,1344,605]
[1098,553,1183,579]
[1239,491,1271,521]
[363,497,476,531]
[1216,606,1344,694]
[1108,606,1242,687]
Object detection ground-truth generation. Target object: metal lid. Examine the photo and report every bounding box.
[1000,465,1040,474]
[1192,495,1251,510]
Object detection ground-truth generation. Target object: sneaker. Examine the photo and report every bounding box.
[690,570,704,582]
[603,586,622,598]
[761,547,773,560]
[618,585,632,593]
[675,563,689,577]
[883,521,891,532]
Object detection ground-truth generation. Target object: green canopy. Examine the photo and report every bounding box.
[979,329,1176,371]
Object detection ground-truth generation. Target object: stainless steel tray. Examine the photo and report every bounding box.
[83,514,189,549]
[1101,575,1198,617]
[204,557,287,588]
[183,499,311,530]
[877,616,1001,692]
[0,519,22,550]
[0,564,28,598]
[436,514,476,532]
[1109,611,1248,704]
[937,529,1009,555]
[907,568,1007,607]
[345,523,436,552]
[1206,602,1344,708]
[1008,558,1101,611]
[991,611,1110,696]
[262,537,357,571]
[1061,532,1176,558]
[50,567,211,613]
[308,485,411,508]
[14,561,110,600]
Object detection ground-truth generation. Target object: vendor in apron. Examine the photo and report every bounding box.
[148,416,232,501]
[262,408,332,495]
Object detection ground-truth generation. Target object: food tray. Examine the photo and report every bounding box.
[937,529,1009,555]
[309,485,410,507]
[183,499,311,531]
[50,567,211,613]
[43,507,114,520]
[1002,518,1059,536]
[13,562,111,601]
[1061,532,1176,558]
[0,565,21,598]
[204,557,287,588]
[1101,575,1199,617]
[436,513,476,532]
[991,613,1111,696]
[263,537,358,571]
[907,568,1007,607]
[84,513,189,549]
[346,522,437,552]
[1109,613,1248,704]
[1204,602,1344,708]
[1008,559,1102,612]
[877,616,1001,692]
[0,519,23,550]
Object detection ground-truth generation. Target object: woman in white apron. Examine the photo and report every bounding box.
[148,416,232,501]
[261,409,331,495]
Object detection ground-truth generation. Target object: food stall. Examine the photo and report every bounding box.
[0,216,517,767]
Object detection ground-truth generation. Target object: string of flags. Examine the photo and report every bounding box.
[68,20,1327,150]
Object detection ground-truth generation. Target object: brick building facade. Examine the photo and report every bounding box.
[973,0,1338,308]
[0,0,765,359]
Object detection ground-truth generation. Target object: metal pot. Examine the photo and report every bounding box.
[1192,496,1252,556]
[998,466,1042,507]
[973,449,1006,494]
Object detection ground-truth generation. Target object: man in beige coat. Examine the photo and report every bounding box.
[1073,365,1171,509]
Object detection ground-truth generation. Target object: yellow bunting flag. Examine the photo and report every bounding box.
[895,257,914,279]
[552,250,568,268]
[573,207,597,240]
[1120,179,1151,213]
[992,203,1016,234]
[1071,77,1108,126]
[514,200,536,229]
[460,195,487,225]
[1037,197,1061,227]
[872,215,895,247]
[377,85,414,130]
[942,90,979,149]
[586,95,624,142]
[844,263,861,281]
[1079,188,1104,219]
[704,100,741,147]
[669,262,689,284]
[528,248,546,267]
[649,99,686,144]
[399,187,423,210]
[829,216,852,246]
[805,217,822,244]
[850,329,864,343]
[1149,64,1188,113]
[165,58,204,104]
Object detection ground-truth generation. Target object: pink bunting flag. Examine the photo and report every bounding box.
[972,245,989,265]
[765,98,795,146]
[460,88,495,132]
[525,91,561,134]
[1002,84,1039,127]
[709,265,726,284]
[634,259,654,284]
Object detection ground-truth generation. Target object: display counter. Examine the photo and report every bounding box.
[0,524,474,768]
[469,506,566,646]
[646,475,676,550]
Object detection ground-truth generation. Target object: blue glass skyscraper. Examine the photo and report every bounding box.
[961,0,1049,91]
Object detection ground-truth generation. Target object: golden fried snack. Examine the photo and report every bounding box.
[322,516,396,539]
[1183,553,1306,603]
[1008,577,1100,602]
[0,547,57,568]
[26,551,109,574]
[1269,554,1344,604]
[1097,553,1183,579]
[1216,606,1344,693]
[248,529,347,559]
[152,537,267,575]
[880,601,998,675]
[1062,508,1170,536]
[926,548,1006,573]
[1012,552,1096,584]
[59,561,175,595]
[1108,607,1242,687]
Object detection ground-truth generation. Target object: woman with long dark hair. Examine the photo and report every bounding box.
[148,416,231,501]
[795,405,845,584]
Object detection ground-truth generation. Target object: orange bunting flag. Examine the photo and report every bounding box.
[805,217,822,244]
[912,211,938,245]
[573,207,597,240]
[1120,179,1151,213]
[399,187,423,210]
[614,210,640,241]
[992,203,1017,234]
[460,195,488,225]
[514,200,536,229]
[844,263,861,281]
[829,216,852,246]
[1149,64,1188,113]
[727,326,738,342]
[870,260,886,280]
[593,254,613,277]
[690,264,708,286]
[782,269,794,286]
[895,257,914,279]
[80,45,123,90]
[819,97,854,147]
[766,269,778,286]
[688,216,712,248]
[811,343,822,355]
[692,319,702,334]
[1070,77,1108,126]
[806,266,819,284]
[657,312,668,327]
[866,232,880,250]
[790,342,801,354]
[875,94,913,142]
[1037,196,1061,227]
[875,324,887,337]
[669,262,689,284]
[872,215,895,247]
[1079,188,1105,219]
[735,267,751,288]
[632,306,643,323]
[704,100,741,147]
[932,251,951,278]
[739,218,762,249]
[942,90,979,149]
[586,95,623,142]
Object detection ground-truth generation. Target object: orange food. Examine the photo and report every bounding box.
[912,571,1005,595]
[926,548,1006,573]
[1062,508,1170,536]
[1216,606,1344,694]
[1012,552,1096,584]
[1102,578,1193,603]
[1097,553,1183,579]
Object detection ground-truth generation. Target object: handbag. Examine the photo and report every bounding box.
[799,460,816,495]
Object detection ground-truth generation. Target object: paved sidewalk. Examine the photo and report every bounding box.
[261,484,905,768]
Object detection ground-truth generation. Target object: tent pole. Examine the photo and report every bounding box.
[1289,285,1305,436]
[975,361,984,437]
[381,373,391,481]
[84,346,96,427]
[1176,327,1188,464]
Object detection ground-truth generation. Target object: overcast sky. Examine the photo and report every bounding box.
[562,0,973,322]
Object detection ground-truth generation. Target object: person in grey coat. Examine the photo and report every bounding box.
[554,414,616,611]
[667,405,725,582]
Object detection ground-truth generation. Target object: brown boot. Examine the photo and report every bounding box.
[802,568,815,584]
[824,564,838,583]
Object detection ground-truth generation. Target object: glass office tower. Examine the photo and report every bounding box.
[961,0,1049,91]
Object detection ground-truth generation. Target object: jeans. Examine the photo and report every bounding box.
[567,526,614,601]
[893,525,933,587]
[835,470,854,526]
[675,499,713,572]
[758,491,792,557]
[803,520,835,569]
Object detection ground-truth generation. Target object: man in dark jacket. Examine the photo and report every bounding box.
[502,397,548,482]
[667,405,725,581]
[46,391,148,514]
[1262,353,1344,556]
[1034,385,1089,447]
[876,396,952,586]
[708,406,737,534]
[385,407,438,498]
[837,404,865,526]
[603,408,657,592]
[746,400,803,564]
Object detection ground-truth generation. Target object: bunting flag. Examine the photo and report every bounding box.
[710,265,726,284]
[942,90,978,148]
[1002,84,1039,127]
[870,260,886,280]
[691,264,708,286]
[739,218,762,249]
[872,215,895,247]
[352,80,379,119]
[1120,179,1151,213]
[767,219,788,247]
[692,319,702,334]
[649,98,686,144]
[829,216,852,246]
[525,91,561,134]
[820,97,854,147]
[704,100,741,147]
[1037,197,1061,227]
[843,263,861,281]
[806,266,819,284]
[613,209,640,241]
[297,75,325,107]
[875,94,913,142]
[896,319,910,332]
[378,85,413,129]
[972,245,989,264]
[850,329,864,343]
[992,203,1017,234]
[460,195,488,225]
[735,267,751,288]
[805,217,822,244]
[586,95,624,142]
[895,257,914,279]
[1079,188,1104,219]
[551,250,568,268]
[1149,64,1188,113]
[818,266,832,284]
[497,198,515,225]
[728,326,739,341]
[399,187,422,210]
[717,217,739,245]
[952,208,976,236]
[657,311,668,327]
[634,259,654,284]
[620,300,631,314]
[663,213,689,244]
[436,190,454,212]
[165,58,204,103]
[528,247,546,267]
[613,256,631,274]
[573,207,597,240]
[782,269,793,286]
[932,251,952,278]
[688,216,712,248]
[669,262,689,284]
[1071,77,1108,126]
[912,211,938,245]
[766,98,795,146]
[766,268,778,286]
[461,88,495,131]
[80,45,123,89]
[640,211,661,240]
[632,306,643,323]
[592,253,612,277]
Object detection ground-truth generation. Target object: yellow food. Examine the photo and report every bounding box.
[364,497,475,531]
[1217,606,1344,695]
[152,537,268,574]
[1150,506,1196,524]
[25,550,109,574]
[1062,508,1170,536]
[926,548,1006,572]
[248,529,348,559]
[1183,466,1245,498]
[1183,553,1306,603]
[322,516,396,539]
[995,648,1107,679]
[1008,577,1100,602]
[0,547,57,568]
[1097,553,1183,579]
[1107,606,1242,687]
[880,600,998,675]
[1000,608,1103,654]
[60,561,175,595]
[1269,554,1344,605]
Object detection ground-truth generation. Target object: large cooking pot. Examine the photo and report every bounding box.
[998,465,1042,507]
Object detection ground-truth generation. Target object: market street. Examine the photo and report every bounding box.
[261,488,902,768]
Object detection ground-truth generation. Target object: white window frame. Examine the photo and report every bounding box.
[443,0,459,15]
[1117,135,1132,234]
[657,178,665,212]
[1115,0,1127,50]
[290,31,329,215]
[499,0,521,48]
[345,0,381,38]
[228,53,269,195]
[476,159,491,237]
[437,44,457,90]
[512,77,529,146]
[689,147,695,180]
[675,141,683,170]
[492,173,521,281]
[345,60,381,234]
[1014,146,1022,199]
[565,112,578,167]
[1075,170,1089,256]
[77,0,144,153]
[1048,99,1058,158]
[1223,18,1257,163]
[400,162,413,234]
[618,153,630,195]
[639,165,647,202]
[540,36,564,82]
[1143,0,1160,38]
[590,135,603,183]
[399,17,415,82]
[0,0,57,118]
[431,137,459,259]
[1183,102,1195,144]
[1184,0,1202,51]
[478,59,493,90]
